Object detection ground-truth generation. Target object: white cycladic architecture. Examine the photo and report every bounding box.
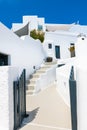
[23,16,38,32]
[12,15,87,61]
[12,15,46,35]
[0,22,45,78]
[43,31,78,60]
[69,24,87,34]
[75,36,87,130]
[2,15,87,130]
[0,66,19,130]
[23,16,46,32]
[0,22,45,130]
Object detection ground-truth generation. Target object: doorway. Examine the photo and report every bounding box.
[55,46,60,59]
[0,53,9,66]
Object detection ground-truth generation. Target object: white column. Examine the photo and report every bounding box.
[75,35,87,130]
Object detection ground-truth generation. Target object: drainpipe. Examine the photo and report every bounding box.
[75,34,87,130]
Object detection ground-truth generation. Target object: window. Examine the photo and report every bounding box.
[48,44,52,49]
[38,25,43,31]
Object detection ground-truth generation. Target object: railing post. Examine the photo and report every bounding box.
[69,66,77,130]
[13,81,20,130]
[23,69,27,117]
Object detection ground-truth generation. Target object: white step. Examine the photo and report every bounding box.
[33,73,41,78]
[27,84,35,90]
[29,78,38,83]
[44,61,57,65]
[41,66,51,69]
[36,70,46,73]
[26,61,57,95]
[26,90,34,95]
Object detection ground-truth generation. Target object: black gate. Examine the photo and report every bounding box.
[13,69,27,130]
[69,66,77,130]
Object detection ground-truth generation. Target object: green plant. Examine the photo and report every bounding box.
[30,29,45,43]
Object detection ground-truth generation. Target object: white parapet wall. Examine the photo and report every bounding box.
[0,66,19,130]
[56,57,76,107]
[40,65,56,90]
[56,63,75,107]
[34,65,57,93]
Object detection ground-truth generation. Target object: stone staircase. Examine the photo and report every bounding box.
[26,61,57,95]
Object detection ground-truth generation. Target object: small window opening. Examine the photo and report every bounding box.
[48,44,52,49]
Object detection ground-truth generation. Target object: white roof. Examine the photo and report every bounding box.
[46,30,79,37]
[69,24,87,35]
[45,23,74,31]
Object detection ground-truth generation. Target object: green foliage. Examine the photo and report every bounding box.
[30,29,45,43]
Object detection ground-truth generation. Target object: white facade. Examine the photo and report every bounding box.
[56,36,87,130]
[12,15,46,35]
[43,31,78,60]
[1,15,87,130]
[12,15,87,61]
[23,16,46,32]
[0,22,45,130]
[75,36,87,130]
[0,22,45,78]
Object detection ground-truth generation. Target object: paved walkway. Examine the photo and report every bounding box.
[19,84,71,130]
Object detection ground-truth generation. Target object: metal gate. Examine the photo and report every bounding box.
[69,66,77,130]
[13,69,27,130]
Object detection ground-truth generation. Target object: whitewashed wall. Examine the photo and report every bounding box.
[12,23,27,32]
[43,32,77,59]
[0,23,45,78]
[75,36,87,130]
[23,16,46,32]
[0,66,19,130]
[56,59,76,107]
[35,65,57,92]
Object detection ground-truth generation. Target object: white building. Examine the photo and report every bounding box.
[1,15,87,130]
[43,23,87,60]
[0,22,46,78]
[12,16,87,61]
[0,21,46,130]
[12,15,46,34]
[43,30,78,60]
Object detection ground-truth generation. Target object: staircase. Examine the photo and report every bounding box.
[26,61,57,95]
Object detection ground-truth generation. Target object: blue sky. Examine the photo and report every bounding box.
[0,0,87,28]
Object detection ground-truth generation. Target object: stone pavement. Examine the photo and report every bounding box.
[19,84,71,130]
